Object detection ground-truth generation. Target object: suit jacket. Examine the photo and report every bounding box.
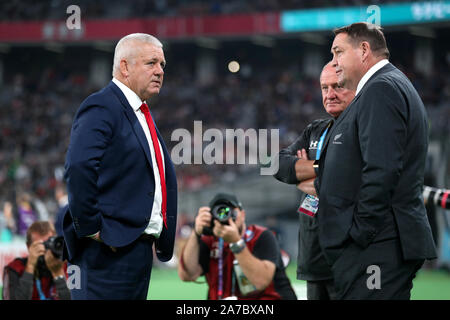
[315,63,436,265]
[63,81,178,263]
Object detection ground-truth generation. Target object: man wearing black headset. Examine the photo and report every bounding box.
[178,193,297,300]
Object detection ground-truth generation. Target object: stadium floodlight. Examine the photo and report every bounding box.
[228,61,240,73]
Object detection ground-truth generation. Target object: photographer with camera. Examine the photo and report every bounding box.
[178,193,297,300]
[2,221,70,300]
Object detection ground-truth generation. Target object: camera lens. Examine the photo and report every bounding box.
[54,237,64,250]
[216,205,230,220]
[205,194,240,235]
[212,204,233,224]
[44,236,64,259]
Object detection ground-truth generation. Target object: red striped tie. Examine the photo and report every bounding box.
[140,102,167,229]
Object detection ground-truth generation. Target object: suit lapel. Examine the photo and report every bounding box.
[109,81,154,169]
[320,63,395,156]
[320,93,361,156]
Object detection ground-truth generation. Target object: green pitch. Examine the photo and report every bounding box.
[1,265,448,300]
[147,265,450,300]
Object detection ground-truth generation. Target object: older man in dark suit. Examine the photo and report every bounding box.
[315,22,436,299]
[63,33,178,299]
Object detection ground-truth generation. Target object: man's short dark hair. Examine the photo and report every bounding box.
[26,221,55,246]
[334,22,390,59]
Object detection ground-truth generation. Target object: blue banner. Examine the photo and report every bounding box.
[281,1,450,32]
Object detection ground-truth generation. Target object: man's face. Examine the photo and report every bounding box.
[331,33,364,90]
[28,231,54,250]
[233,208,245,232]
[127,42,165,101]
[320,65,355,118]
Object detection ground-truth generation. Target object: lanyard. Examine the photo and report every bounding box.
[217,231,246,299]
[217,237,224,299]
[35,279,47,300]
[231,268,236,297]
[316,124,331,160]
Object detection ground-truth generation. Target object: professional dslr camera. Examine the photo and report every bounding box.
[36,235,65,273]
[43,235,64,259]
[202,193,243,236]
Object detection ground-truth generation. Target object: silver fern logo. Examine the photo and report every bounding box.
[333,133,343,144]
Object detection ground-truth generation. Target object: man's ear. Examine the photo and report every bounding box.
[119,59,129,78]
[361,41,371,62]
[240,209,246,221]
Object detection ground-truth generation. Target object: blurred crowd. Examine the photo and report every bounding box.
[0,49,449,240]
[0,0,413,21]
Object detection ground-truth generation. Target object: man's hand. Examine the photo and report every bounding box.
[295,148,315,182]
[297,178,317,197]
[89,231,102,242]
[213,218,241,243]
[44,250,65,278]
[194,207,213,236]
[88,232,116,252]
[179,207,212,281]
[297,148,309,160]
[25,240,46,274]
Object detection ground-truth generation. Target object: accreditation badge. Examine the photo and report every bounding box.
[298,194,319,217]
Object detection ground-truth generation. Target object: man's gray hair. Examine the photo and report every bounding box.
[320,61,334,80]
[112,33,163,76]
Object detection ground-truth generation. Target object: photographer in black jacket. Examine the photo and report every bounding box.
[274,62,354,299]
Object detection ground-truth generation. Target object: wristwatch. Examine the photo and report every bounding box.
[229,239,246,254]
[53,275,65,281]
[313,159,320,177]
[313,159,319,169]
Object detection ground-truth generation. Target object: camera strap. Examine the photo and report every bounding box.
[35,279,48,300]
[217,237,224,299]
[217,230,250,299]
[217,237,237,299]
[231,268,236,297]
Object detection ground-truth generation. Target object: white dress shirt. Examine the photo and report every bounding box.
[355,59,389,96]
[112,77,165,238]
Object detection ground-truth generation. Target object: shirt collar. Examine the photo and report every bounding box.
[355,59,389,96]
[112,77,145,112]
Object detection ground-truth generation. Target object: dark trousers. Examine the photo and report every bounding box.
[69,237,154,300]
[330,237,424,300]
[307,279,337,300]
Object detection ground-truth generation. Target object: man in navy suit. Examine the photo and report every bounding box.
[63,33,178,299]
